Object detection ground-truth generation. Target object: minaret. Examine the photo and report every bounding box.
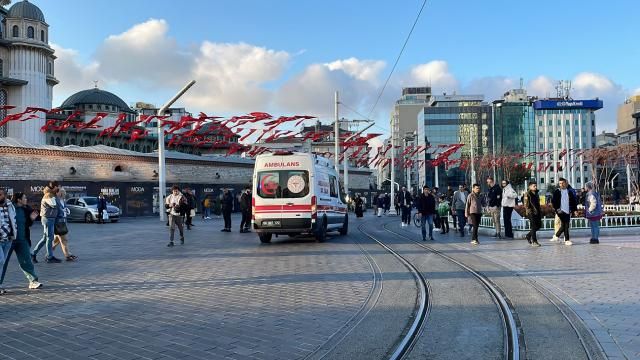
[3,0,58,144]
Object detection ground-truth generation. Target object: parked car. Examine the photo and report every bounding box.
[66,197,121,223]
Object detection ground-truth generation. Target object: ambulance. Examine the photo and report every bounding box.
[252,151,349,243]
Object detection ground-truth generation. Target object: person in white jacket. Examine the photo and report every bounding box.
[501,180,518,238]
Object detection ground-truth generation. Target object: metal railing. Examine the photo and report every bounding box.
[480,214,640,231]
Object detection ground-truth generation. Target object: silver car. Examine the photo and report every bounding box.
[66,197,121,223]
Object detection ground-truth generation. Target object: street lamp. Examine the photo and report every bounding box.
[158,80,196,222]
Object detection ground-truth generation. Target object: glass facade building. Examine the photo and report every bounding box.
[417,95,493,187]
[492,89,535,156]
[533,99,603,189]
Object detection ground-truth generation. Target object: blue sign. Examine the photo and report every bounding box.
[533,99,603,110]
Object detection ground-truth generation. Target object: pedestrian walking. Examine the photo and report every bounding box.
[376,194,385,217]
[384,193,391,215]
[466,184,482,245]
[239,186,252,233]
[0,190,42,294]
[437,196,450,234]
[416,186,436,241]
[486,177,502,238]
[202,196,212,220]
[501,180,518,238]
[183,188,196,230]
[221,188,233,232]
[165,185,186,247]
[32,182,62,263]
[398,187,413,227]
[452,184,468,237]
[52,188,77,261]
[355,194,364,218]
[550,178,577,246]
[584,182,603,244]
[523,182,542,247]
[97,193,107,224]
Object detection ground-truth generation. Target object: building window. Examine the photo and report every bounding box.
[41,30,45,42]
[540,178,545,184]
[12,25,19,38]
[0,59,3,77]
[114,165,123,172]
[88,104,93,109]
[47,62,52,75]
[27,26,34,39]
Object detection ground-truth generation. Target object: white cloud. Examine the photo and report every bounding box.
[184,42,290,113]
[527,76,555,98]
[275,59,383,118]
[324,58,385,83]
[463,76,517,102]
[632,88,640,95]
[50,43,102,104]
[96,19,192,87]
[409,60,458,93]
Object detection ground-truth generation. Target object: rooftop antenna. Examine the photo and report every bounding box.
[564,80,572,99]
[519,77,524,90]
[555,80,564,98]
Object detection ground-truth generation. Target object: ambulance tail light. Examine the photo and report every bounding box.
[311,195,317,220]
[251,196,255,220]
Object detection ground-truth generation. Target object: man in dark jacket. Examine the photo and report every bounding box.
[416,185,436,241]
[486,177,503,238]
[221,189,233,232]
[97,193,107,224]
[551,178,577,245]
[523,181,541,246]
[183,188,197,230]
[398,186,413,227]
[239,186,252,233]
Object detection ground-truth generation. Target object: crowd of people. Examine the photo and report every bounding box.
[163,185,253,247]
[0,180,80,295]
[364,176,605,247]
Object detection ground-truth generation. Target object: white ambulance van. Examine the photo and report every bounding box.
[252,151,348,243]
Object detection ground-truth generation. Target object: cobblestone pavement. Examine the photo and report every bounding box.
[403,222,640,360]
[0,215,373,360]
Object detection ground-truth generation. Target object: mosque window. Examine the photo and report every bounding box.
[0,59,3,77]
[41,30,45,42]
[47,61,52,75]
[27,26,34,39]
[12,25,19,38]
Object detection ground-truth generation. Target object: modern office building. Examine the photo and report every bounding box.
[492,88,536,156]
[533,98,603,189]
[388,87,432,191]
[417,94,493,187]
[617,95,640,134]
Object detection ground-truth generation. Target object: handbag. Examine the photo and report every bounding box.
[102,211,110,221]
[54,221,68,236]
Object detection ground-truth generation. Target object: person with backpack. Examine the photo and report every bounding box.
[584,182,603,244]
[437,196,450,234]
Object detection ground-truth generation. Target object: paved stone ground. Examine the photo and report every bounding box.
[0,215,373,360]
[402,221,640,360]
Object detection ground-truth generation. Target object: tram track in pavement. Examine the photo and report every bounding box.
[380,221,519,360]
[351,219,515,359]
[385,219,606,360]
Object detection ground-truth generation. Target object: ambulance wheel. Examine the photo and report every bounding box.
[259,233,272,243]
[315,217,327,243]
[339,214,349,235]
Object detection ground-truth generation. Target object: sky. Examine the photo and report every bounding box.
[31,0,640,135]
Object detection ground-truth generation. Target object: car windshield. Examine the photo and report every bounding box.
[83,197,98,206]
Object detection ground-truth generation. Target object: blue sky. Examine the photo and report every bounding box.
[34,0,640,132]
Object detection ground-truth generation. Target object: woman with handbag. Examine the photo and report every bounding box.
[52,188,77,261]
[0,192,42,294]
